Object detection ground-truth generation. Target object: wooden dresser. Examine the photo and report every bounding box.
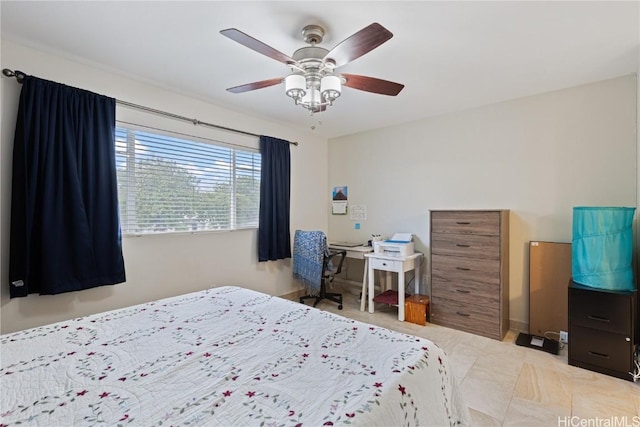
[429,210,510,340]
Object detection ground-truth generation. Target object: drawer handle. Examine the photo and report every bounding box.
[456,244,470,248]
[456,289,471,294]
[456,222,471,225]
[456,311,470,317]
[456,267,470,271]
[588,351,610,359]
[587,315,610,323]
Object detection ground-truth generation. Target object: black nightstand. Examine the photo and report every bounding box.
[568,282,637,381]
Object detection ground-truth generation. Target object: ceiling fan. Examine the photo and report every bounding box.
[220,23,404,114]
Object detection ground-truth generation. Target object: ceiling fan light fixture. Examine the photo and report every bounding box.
[286,73,332,112]
[320,75,341,103]
[300,87,321,106]
[222,23,403,116]
[285,74,306,100]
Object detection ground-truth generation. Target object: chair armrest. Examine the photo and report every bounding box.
[325,250,347,275]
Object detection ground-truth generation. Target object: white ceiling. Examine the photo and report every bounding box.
[1,1,638,139]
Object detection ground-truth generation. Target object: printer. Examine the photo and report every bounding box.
[373,233,414,257]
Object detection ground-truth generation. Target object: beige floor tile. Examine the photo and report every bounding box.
[629,381,640,415]
[468,408,501,427]
[503,329,519,342]
[461,362,518,421]
[524,347,573,375]
[571,371,637,418]
[502,396,570,427]
[445,342,480,383]
[452,329,494,353]
[513,362,572,410]
[632,382,640,416]
[473,340,526,379]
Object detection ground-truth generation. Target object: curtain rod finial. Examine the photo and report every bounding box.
[2,68,26,83]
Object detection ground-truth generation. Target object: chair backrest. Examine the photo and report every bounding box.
[323,247,346,277]
[292,230,327,291]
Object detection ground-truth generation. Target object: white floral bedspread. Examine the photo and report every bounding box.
[1,286,469,426]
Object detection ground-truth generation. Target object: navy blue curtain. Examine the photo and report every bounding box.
[9,76,126,297]
[258,135,291,261]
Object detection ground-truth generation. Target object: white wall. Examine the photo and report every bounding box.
[2,41,636,335]
[328,75,637,329]
[0,40,329,334]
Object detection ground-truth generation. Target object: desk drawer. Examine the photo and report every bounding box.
[431,211,501,235]
[570,287,632,334]
[570,325,632,373]
[370,257,401,272]
[431,234,500,260]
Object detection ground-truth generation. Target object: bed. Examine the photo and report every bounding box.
[1,286,470,426]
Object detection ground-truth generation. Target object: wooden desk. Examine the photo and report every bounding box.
[328,243,373,311]
[365,252,423,321]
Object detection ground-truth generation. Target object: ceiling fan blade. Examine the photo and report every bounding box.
[342,74,404,96]
[226,77,283,94]
[220,28,298,66]
[324,23,393,68]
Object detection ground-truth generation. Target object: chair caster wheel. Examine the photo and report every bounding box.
[338,305,343,310]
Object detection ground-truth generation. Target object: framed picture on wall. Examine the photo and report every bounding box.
[332,186,347,214]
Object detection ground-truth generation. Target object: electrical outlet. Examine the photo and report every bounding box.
[559,331,568,344]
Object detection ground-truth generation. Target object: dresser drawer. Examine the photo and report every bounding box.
[570,287,632,334]
[570,325,633,373]
[430,297,500,339]
[431,253,500,286]
[431,211,501,235]
[431,233,500,260]
[431,279,500,307]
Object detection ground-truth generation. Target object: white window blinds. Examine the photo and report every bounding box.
[115,127,261,235]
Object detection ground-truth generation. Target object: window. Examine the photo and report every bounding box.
[115,127,261,235]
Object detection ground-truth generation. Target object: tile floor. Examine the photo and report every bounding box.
[296,284,640,427]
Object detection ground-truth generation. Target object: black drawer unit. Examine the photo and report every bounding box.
[568,282,637,381]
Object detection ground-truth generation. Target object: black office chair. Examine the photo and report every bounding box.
[293,230,347,310]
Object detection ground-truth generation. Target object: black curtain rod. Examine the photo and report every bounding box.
[2,68,298,146]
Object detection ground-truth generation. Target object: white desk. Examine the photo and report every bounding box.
[328,243,373,311]
[365,252,423,321]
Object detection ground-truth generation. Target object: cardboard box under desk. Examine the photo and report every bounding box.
[405,294,430,326]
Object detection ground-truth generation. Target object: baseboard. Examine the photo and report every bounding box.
[280,282,356,302]
[332,276,364,289]
[509,319,528,333]
[279,288,306,301]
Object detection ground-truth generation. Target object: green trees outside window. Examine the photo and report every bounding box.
[115,128,260,234]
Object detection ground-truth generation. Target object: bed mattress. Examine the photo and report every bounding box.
[1,286,469,426]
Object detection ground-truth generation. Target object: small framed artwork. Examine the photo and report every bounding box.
[332,186,347,215]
